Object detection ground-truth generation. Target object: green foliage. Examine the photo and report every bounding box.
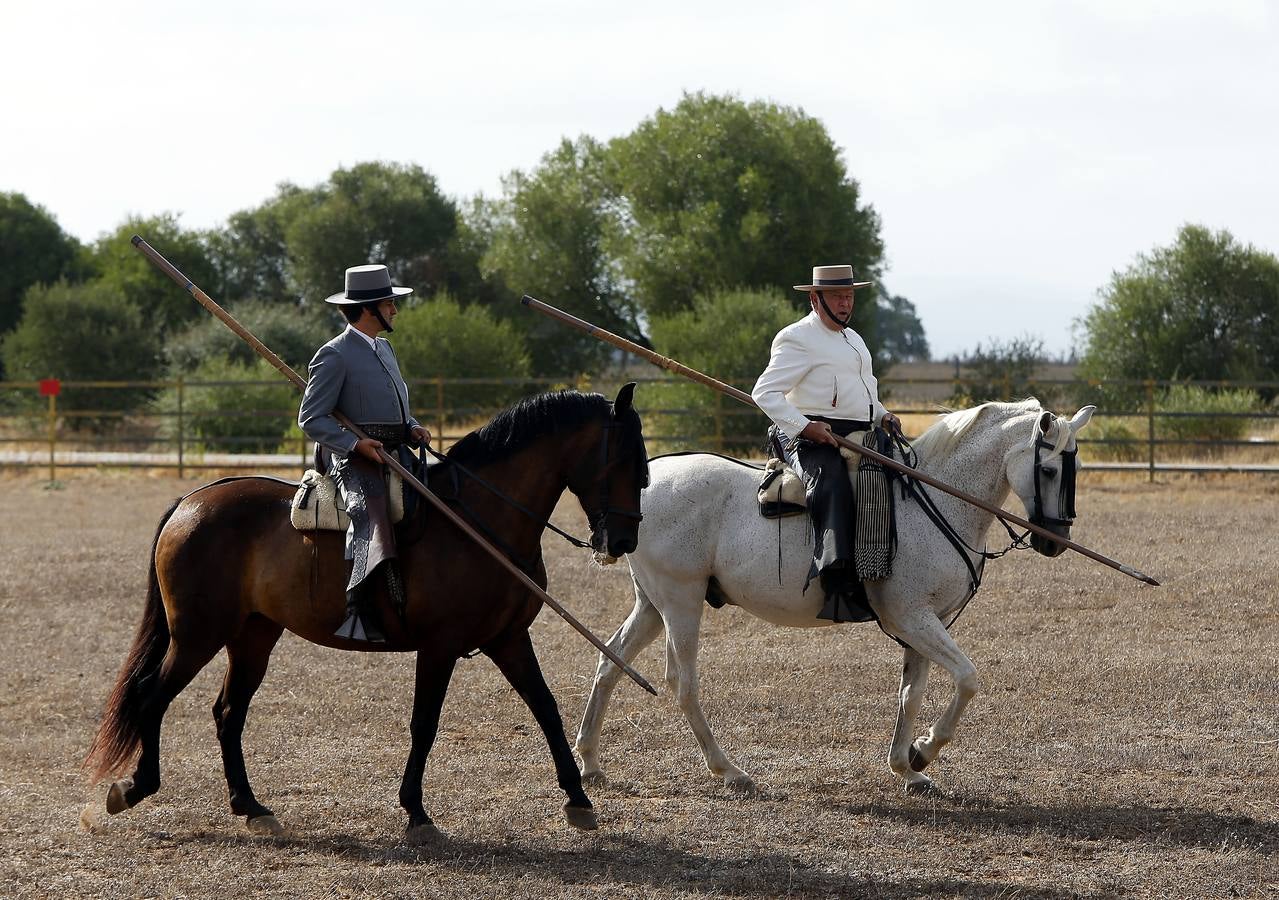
[390,294,533,421]
[1157,384,1259,444]
[1,280,161,423]
[91,215,221,335]
[608,93,884,324]
[1079,225,1279,393]
[0,193,83,339]
[166,299,334,374]
[1079,417,1144,462]
[205,184,311,304]
[481,138,642,374]
[646,288,793,450]
[949,336,1047,406]
[158,356,299,453]
[284,162,459,305]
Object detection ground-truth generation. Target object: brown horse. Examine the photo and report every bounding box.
[85,385,648,841]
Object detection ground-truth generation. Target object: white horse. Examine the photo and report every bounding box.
[576,399,1095,795]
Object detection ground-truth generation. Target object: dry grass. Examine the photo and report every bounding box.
[1,474,1276,898]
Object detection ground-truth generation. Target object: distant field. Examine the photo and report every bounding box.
[0,474,1275,898]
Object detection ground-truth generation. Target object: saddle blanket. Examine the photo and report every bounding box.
[290,467,406,532]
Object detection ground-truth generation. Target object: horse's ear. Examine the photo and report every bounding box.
[1069,405,1096,433]
[1037,411,1055,436]
[614,382,636,415]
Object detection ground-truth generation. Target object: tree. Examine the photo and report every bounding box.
[481,138,642,374]
[284,162,459,305]
[1079,225,1279,385]
[390,294,533,421]
[206,183,312,304]
[0,193,82,336]
[875,289,930,364]
[91,214,220,335]
[1,281,161,420]
[607,93,884,321]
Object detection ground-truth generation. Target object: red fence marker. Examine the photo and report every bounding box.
[38,379,61,397]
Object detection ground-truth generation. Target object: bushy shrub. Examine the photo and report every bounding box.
[1079,417,1145,462]
[155,356,299,453]
[390,293,533,422]
[167,299,334,374]
[1157,384,1259,445]
[1,280,161,427]
[947,335,1054,407]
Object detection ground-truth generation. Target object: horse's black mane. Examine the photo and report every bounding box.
[447,390,647,483]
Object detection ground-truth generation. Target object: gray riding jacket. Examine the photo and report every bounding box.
[298,328,422,457]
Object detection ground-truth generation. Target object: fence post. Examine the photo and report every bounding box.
[176,375,185,478]
[435,377,445,453]
[1145,379,1156,483]
[47,392,57,484]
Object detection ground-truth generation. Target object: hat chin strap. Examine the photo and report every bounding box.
[369,302,394,334]
[817,294,852,330]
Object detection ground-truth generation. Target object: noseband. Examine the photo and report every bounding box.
[1031,437,1077,529]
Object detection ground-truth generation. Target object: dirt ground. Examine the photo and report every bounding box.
[0,472,1276,899]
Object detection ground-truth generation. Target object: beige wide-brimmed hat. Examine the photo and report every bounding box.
[324,264,414,305]
[793,264,873,292]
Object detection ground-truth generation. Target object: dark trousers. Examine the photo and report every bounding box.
[779,418,869,595]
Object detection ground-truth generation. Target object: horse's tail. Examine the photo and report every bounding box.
[84,497,181,784]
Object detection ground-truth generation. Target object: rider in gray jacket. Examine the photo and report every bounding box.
[299,264,430,642]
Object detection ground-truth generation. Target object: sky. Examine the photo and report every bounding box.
[3,0,1276,360]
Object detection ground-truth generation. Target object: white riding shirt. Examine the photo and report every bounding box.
[752,311,886,439]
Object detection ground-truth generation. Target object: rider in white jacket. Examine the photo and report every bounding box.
[752,264,902,623]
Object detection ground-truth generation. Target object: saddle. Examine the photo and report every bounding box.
[290,442,430,532]
[290,467,407,531]
[756,428,897,582]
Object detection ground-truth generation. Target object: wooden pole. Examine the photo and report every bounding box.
[131,236,656,695]
[521,294,1159,587]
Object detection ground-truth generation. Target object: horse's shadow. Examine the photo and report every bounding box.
[174,828,1083,899]
[838,791,1278,854]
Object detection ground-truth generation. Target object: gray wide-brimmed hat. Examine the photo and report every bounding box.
[324,264,414,305]
[793,264,873,292]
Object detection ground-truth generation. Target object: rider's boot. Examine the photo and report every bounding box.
[334,578,387,643]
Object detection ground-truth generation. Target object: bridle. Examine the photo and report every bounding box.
[1030,435,1078,529]
[582,414,646,551]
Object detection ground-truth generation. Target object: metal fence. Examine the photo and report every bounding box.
[0,374,1276,479]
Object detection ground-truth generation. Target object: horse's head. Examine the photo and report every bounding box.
[568,382,649,561]
[1005,405,1095,557]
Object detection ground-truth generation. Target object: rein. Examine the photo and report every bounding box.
[885,432,1033,628]
[423,412,644,557]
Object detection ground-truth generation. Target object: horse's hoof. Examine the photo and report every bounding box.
[908,743,932,772]
[405,822,443,846]
[247,814,285,836]
[580,770,608,788]
[105,779,133,815]
[725,772,757,794]
[563,803,598,831]
[904,776,940,797]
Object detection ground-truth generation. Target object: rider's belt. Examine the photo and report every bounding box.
[357,423,409,448]
[808,416,871,438]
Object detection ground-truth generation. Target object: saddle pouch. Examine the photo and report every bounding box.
[757,458,807,519]
[290,467,406,532]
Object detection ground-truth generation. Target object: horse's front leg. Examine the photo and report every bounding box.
[887,648,933,794]
[399,653,456,843]
[881,613,979,795]
[485,629,597,831]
